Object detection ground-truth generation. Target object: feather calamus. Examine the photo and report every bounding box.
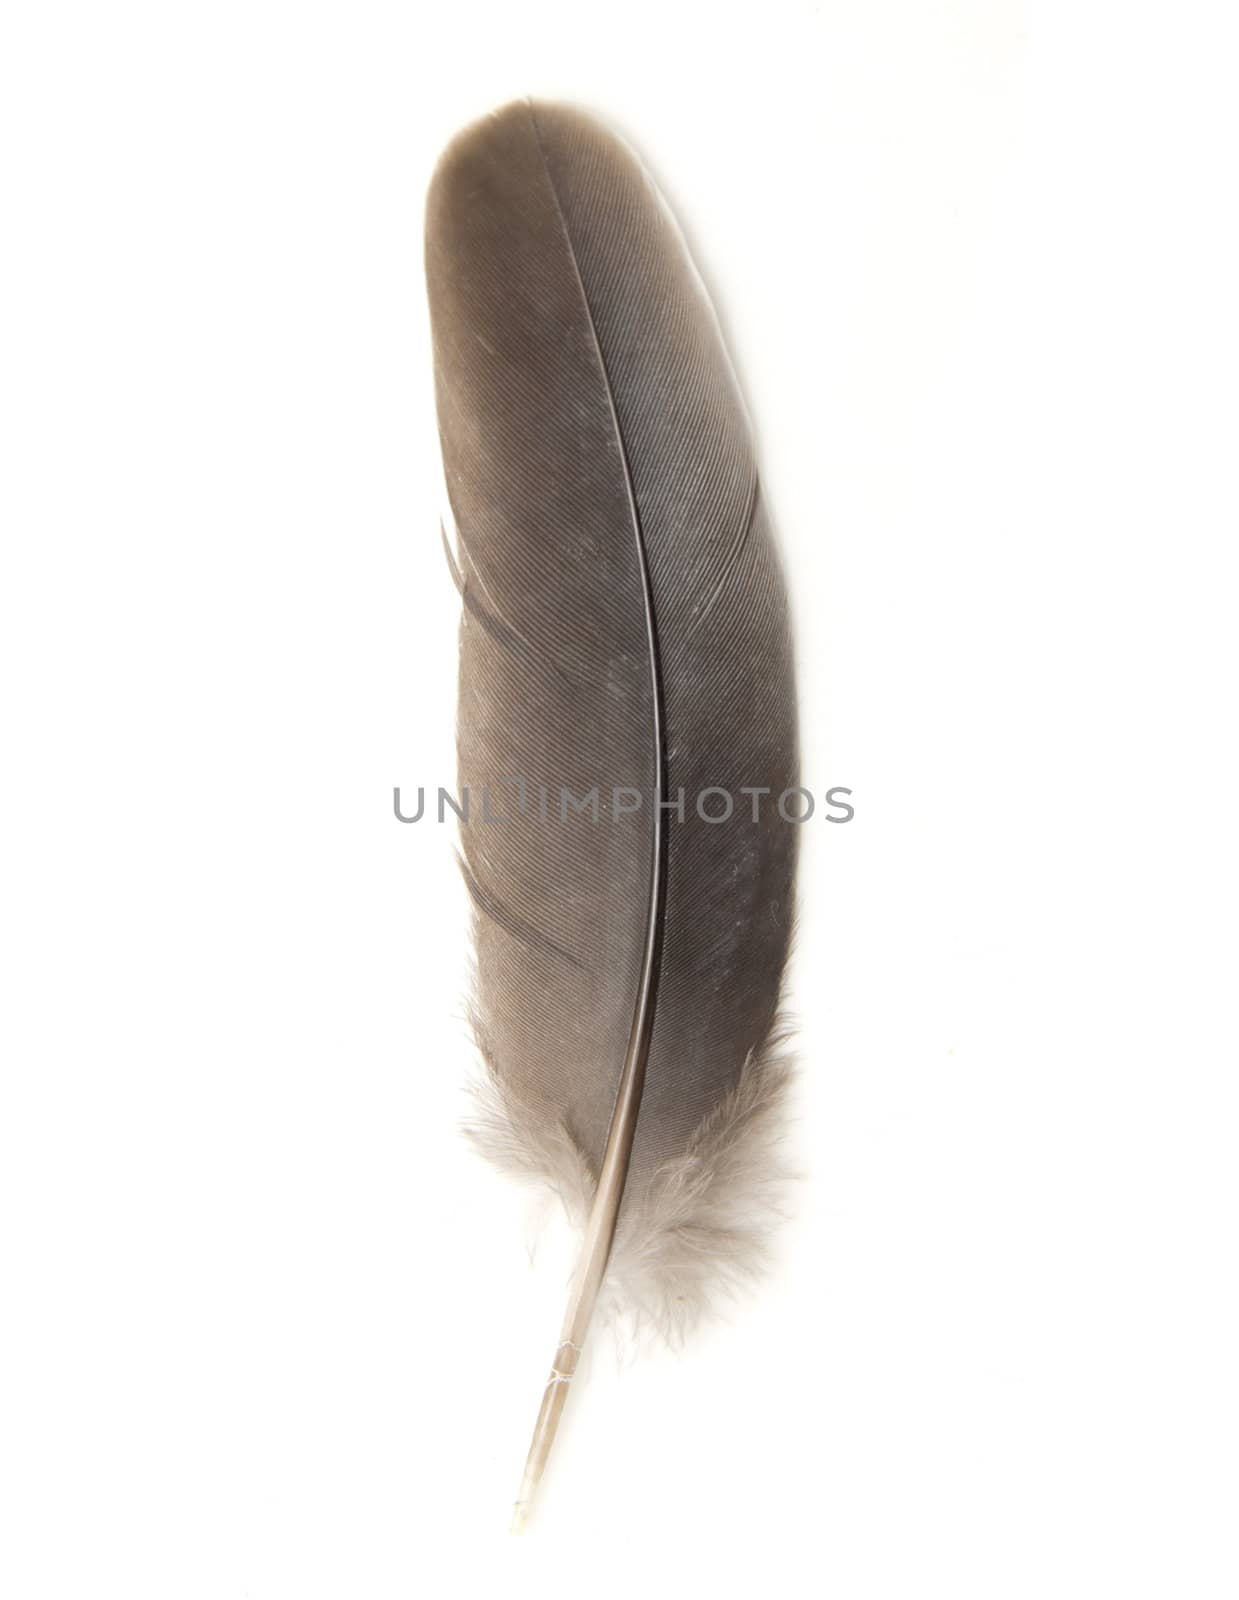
[424,100,798,1526]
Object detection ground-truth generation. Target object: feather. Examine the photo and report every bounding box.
[424,99,798,1527]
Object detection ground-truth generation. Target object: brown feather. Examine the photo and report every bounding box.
[425,99,797,1522]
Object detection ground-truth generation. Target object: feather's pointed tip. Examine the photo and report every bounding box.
[509,1503,528,1535]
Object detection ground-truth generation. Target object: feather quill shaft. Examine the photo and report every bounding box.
[512,426,667,1524]
[511,1016,649,1530]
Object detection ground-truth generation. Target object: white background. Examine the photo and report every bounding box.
[2,2,1237,1595]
